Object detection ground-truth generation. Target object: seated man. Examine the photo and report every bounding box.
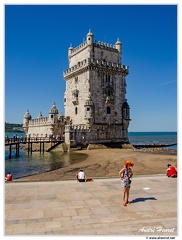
[166,164,177,178]
[76,169,86,182]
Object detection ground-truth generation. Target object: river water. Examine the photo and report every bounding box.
[5,131,177,179]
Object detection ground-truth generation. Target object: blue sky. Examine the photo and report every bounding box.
[4,4,177,132]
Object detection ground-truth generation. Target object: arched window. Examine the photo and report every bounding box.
[75,107,78,114]
[107,106,111,114]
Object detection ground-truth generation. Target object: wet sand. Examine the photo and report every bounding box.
[16,148,177,181]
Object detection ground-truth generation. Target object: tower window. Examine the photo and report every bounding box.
[87,107,90,111]
[107,106,111,114]
[75,107,78,114]
[106,75,110,83]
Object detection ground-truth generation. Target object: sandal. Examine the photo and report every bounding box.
[123,203,127,206]
[126,201,131,204]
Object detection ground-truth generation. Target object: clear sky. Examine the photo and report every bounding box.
[4,3,178,132]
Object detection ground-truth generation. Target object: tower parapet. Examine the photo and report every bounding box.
[64,58,129,78]
[28,117,50,126]
[68,41,87,57]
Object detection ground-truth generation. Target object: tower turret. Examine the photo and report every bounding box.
[23,109,31,133]
[84,94,94,125]
[68,44,73,65]
[115,38,122,64]
[86,29,94,45]
[49,102,59,124]
[115,38,122,52]
[122,100,130,129]
[37,112,43,119]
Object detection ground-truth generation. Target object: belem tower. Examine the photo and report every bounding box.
[23,30,131,149]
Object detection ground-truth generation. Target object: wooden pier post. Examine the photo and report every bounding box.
[9,145,12,159]
[15,143,20,157]
[28,142,30,155]
[28,142,32,155]
[39,142,44,153]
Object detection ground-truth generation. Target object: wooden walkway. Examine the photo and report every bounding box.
[5,137,64,158]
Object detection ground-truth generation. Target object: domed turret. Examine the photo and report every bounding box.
[23,109,31,133]
[49,102,59,123]
[24,109,31,120]
[115,38,122,53]
[49,102,59,114]
[37,111,43,119]
[86,29,94,45]
[68,44,73,61]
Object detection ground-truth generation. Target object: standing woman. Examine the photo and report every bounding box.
[119,160,134,206]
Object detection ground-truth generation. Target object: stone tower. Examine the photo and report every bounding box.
[63,30,130,148]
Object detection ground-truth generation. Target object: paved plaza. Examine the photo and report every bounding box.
[5,175,177,236]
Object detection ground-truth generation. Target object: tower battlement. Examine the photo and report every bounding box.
[64,58,129,78]
[94,40,117,50]
[28,117,50,126]
[69,40,118,57]
[69,41,87,57]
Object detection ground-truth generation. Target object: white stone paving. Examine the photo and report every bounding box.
[5,175,177,236]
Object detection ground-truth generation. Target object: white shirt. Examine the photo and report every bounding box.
[78,171,85,179]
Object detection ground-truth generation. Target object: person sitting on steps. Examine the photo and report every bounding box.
[76,169,86,182]
[166,164,177,178]
[5,172,12,181]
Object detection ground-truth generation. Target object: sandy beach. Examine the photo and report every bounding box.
[16,148,177,182]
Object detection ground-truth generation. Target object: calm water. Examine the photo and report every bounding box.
[128,132,177,146]
[5,132,177,179]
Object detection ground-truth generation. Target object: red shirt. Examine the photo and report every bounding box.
[167,167,177,177]
[6,174,12,181]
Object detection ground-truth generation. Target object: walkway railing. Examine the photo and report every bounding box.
[5,137,65,159]
[5,136,65,144]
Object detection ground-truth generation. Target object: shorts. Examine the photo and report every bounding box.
[78,179,85,182]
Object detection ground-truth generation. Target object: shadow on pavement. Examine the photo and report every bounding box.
[131,197,157,203]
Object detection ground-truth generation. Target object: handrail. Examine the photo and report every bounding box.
[5,136,65,144]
